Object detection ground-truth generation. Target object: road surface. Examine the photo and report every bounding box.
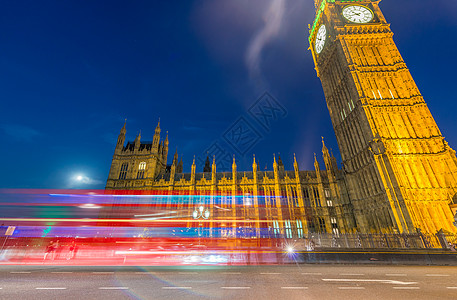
[0,264,456,299]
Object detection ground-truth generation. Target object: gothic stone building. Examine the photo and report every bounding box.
[106,0,457,236]
[105,121,357,238]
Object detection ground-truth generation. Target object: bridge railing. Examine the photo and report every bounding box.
[301,232,457,250]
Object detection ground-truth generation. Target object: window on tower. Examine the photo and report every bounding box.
[303,188,311,207]
[137,162,146,179]
[118,163,128,180]
[318,217,326,233]
[331,217,339,235]
[324,188,330,198]
[313,187,321,207]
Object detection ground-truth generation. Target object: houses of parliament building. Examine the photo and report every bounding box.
[105,0,457,238]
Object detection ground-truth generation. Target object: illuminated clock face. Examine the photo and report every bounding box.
[315,25,326,54]
[342,5,373,24]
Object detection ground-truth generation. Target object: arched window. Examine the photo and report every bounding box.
[303,187,311,207]
[137,162,146,179]
[118,163,128,180]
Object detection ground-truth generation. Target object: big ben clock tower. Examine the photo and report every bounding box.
[309,0,457,234]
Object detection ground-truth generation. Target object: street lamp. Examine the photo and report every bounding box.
[193,206,210,241]
[193,206,210,220]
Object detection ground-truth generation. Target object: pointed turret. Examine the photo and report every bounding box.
[203,155,211,172]
[212,156,217,185]
[322,137,335,177]
[134,131,141,151]
[115,120,126,151]
[212,155,216,173]
[278,154,285,173]
[314,153,323,184]
[272,154,281,206]
[293,153,299,172]
[314,153,320,172]
[232,155,237,190]
[169,156,176,186]
[177,156,183,173]
[153,119,161,148]
[322,136,329,157]
[163,131,169,162]
[293,153,301,184]
[173,147,178,165]
[252,155,258,183]
[164,131,169,146]
[191,156,196,185]
[273,154,279,181]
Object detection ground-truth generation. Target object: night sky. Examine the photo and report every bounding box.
[1,0,456,189]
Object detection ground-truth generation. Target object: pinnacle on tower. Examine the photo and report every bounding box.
[203,155,211,173]
[314,152,321,178]
[116,120,127,149]
[134,131,141,150]
[322,136,330,157]
[278,154,284,167]
[232,155,237,173]
[153,119,161,147]
[293,153,299,172]
[212,155,216,173]
[173,147,178,164]
[177,156,183,173]
[277,153,285,173]
[120,119,126,134]
[273,153,278,170]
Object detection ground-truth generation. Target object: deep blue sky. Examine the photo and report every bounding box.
[0,0,456,189]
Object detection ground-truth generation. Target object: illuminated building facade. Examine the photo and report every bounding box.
[106,122,357,237]
[105,0,457,237]
[309,0,457,233]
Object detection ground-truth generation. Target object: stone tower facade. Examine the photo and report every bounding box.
[106,120,169,190]
[309,0,457,233]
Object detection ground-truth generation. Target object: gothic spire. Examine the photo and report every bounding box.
[120,119,126,135]
[173,147,178,164]
[116,120,127,150]
[134,131,141,150]
[203,155,211,172]
[322,136,330,158]
[212,155,216,173]
[294,153,299,171]
[314,153,320,172]
[177,155,183,173]
[152,120,160,149]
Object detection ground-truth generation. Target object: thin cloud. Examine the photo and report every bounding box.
[245,0,285,88]
[0,124,42,142]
